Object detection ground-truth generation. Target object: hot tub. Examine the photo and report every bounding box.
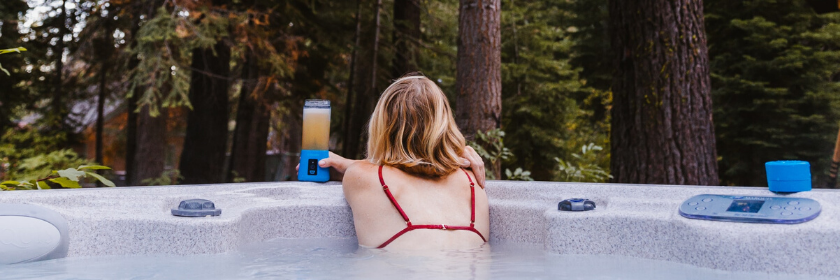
[1,181,838,279]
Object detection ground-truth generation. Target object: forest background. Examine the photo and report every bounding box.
[0,0,838,189]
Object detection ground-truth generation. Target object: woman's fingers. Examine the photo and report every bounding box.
[317,152,356,174]
[463,146,486,188]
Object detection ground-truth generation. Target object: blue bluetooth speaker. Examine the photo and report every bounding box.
[765,160,811,193]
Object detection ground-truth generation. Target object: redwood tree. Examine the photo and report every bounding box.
[125,0,164,186]
[179,39,231,184]
[455,0,502,138]
[135,106,168,184]
[228,49,272,182]
[608,0,718,185]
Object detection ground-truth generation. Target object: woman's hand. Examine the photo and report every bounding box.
[296,152,359,180]
[459,146,486,188]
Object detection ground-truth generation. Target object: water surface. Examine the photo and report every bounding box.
[3,238,836,280]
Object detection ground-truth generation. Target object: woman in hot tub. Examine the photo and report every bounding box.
[305,75,489,250]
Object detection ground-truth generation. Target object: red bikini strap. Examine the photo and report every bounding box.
[379,165,411,224]
[461,169,476,226]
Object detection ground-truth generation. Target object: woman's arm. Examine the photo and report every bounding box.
[298,149,487,187]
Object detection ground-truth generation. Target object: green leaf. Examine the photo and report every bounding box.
[1,181,20,186]
[0,62,8,76]
[49,177,81,188]
[37,181,50,190]
[0,47,27,54]
[79,165,112,170]
[85,172,115,187]
[56,168,86,181]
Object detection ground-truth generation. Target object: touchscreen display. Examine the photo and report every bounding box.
[726,200,765,213]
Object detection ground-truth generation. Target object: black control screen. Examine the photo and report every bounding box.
[726,200,765,213]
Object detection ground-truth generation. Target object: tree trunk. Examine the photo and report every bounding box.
[456,0,502,179]
[278,106,302,181]
[52,0,67,127]
[95,60,107,187]
[391,0,421,77]
[228,50,271,182]
[95,64,107,166]
[342,0,363,157]
[179,40,231,184]
[125,0,163,186]
[126,88,139,185]
[608,0,718,185]
[135,106,168,184]
[455,0,502,138]
[345,0,383,159]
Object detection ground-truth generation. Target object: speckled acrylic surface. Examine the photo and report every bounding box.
[2,181,839,277]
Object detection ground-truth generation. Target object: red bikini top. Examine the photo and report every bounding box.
[376,165,487,248]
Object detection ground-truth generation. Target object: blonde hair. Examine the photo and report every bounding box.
[366,75,466,177]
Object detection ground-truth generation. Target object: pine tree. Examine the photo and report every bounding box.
[706,0,840,186]
[500,0,589,180]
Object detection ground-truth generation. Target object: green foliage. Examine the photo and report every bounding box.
[467,129,512,180]
[505,167,533,181]
[467,129,536,181]
[129,3,297,117]
[706,0,840,186]
[500,0,610,181]
[554,143,611,183]
[0,128,80,182]
[0,47,26,76]
[142,169,184,186]
[2,164,115,191]
[11,150,92,182]
[127,7,202,116]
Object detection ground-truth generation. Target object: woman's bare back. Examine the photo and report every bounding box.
[342,161,490,250]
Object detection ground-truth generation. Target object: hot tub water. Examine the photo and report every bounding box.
[2,238,836,280]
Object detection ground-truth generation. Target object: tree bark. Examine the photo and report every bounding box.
[95,64,107,166]
[455,0,502,138]
[342,0,363,157]
[228,50,271,182]
[391,0,421,77]
[135,105,168,184]
[278,106,302,181]
[126,87,139,185]
[344,0,383,159]
[125,0,163,186]
[608,0,718,185]
[179,40,231,184]
[94,62,106,187]
[52,0,67,127]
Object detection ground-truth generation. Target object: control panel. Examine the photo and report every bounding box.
[679,194,820,224]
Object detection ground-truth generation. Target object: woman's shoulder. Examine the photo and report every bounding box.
[342,161,381,193]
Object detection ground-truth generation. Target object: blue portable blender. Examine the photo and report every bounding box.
[298,100,331,182]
